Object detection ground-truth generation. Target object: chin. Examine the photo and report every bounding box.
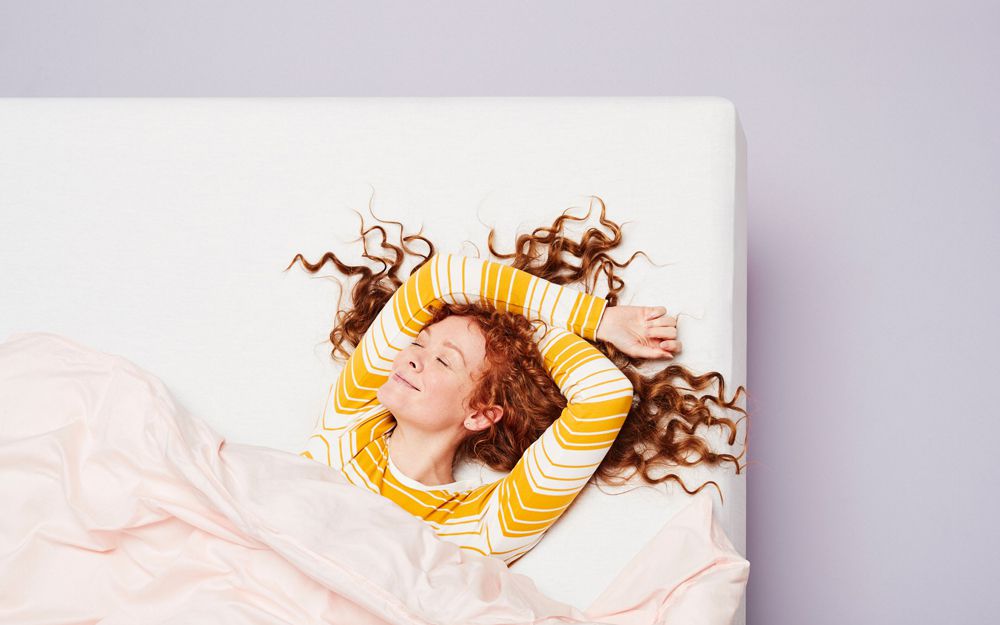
[377,386,406,414]
[375,385,394,408]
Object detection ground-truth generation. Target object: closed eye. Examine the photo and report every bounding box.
[412,342,449,367]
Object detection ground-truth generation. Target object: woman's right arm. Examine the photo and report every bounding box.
[302,252,608,452]
[450,324,635,565]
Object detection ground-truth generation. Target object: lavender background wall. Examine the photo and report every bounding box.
[2,2,997,623]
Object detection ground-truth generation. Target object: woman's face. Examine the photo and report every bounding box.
[376,315,494,434]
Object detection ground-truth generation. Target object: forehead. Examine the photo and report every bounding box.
[420,317,484,350]
[421,316,478,336]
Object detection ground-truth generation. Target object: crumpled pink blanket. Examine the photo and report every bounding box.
[0,332,749,625]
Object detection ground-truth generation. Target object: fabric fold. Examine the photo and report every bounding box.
[0,331,748,625]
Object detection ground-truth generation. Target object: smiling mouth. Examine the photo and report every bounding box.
[392,373,420,391]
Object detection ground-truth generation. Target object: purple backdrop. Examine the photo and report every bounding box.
[1,2,997,623]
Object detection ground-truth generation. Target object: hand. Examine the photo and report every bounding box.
[595,305,681,360]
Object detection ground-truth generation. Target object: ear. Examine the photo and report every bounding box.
[483,405,503,426]
[468,405,504,431]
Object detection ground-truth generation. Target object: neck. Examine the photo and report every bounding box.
[387,421,461,486]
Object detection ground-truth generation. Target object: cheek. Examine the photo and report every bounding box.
[427,373,463,399]
[423,374,473,413]
[450,377,477,407]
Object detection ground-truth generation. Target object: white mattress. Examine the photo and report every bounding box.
[0,97,747,624]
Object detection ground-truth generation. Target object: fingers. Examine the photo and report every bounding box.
[642,307,681,357]
[657,340,682,353]
[635,337,680,359]
[645,312,677,327]
[648,326,678,340]
[649,345,675,359]
[645,306,667,320]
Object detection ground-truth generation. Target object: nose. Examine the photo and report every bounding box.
[408,353,423,372]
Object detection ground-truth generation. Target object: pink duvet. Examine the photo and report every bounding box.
[0,332,749,625]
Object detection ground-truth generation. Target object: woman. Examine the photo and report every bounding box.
[292,200,746,566]
[301,251,676,565]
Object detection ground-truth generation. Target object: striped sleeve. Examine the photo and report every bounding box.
[469,325,634,564]
[307,252,609,436]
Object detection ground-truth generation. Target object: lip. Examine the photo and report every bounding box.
[392,373,420,391]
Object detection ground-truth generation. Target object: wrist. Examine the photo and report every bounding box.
[595,304,614,342]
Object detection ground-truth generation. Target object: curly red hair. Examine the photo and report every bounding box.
[285,196,749,501]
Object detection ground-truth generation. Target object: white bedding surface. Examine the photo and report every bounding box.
[0,97,747,622]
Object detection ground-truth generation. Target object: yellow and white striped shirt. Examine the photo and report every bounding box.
[301,252,634,565]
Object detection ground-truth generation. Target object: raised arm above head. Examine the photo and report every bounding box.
[323,252,609,424]
[469,323,635,564]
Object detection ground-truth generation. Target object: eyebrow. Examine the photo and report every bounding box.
[418,326,467,367]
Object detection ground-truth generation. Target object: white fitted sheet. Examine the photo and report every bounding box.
[0,96,747,623]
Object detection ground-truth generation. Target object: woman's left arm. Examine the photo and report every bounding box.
[469,324,635,565]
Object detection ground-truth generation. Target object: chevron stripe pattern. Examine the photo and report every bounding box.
[300,252,634,565]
